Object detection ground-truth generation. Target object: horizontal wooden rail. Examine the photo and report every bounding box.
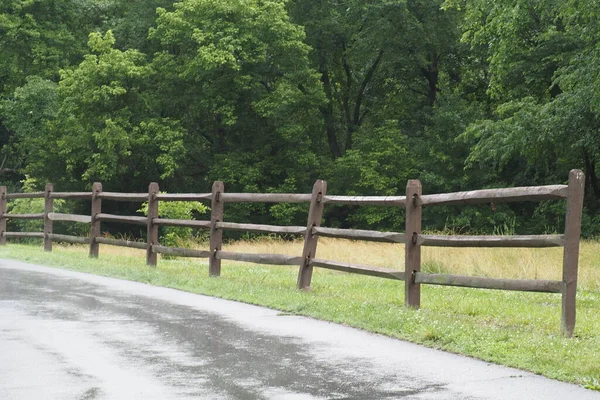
[414,272,563,293]
[48,213,92,224]
[155,193,211,201]
[310,258,405,280]
[153,218,211,229]
[216,251,304,266]
[5,192,45,199]
[95,237,148,249]
[216,222,306,235]
[3,213,44,219]
[220,193,312,203]
[2,231,44,238]
[420,185,568,206]
[419,234,565,248]
[313,227,406,243]
[152,245,211,258]
[50,192,92,199]
[48,234,90,244]
[323,195,406,206]
[96,213,148,225]
[96,192,148,201]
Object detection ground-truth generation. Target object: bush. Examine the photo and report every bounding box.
[6,176,66,234]
[138,194,209,248]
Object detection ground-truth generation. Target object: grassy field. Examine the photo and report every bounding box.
[1,238,599,390]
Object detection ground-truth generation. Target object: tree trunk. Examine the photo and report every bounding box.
[584,150,600,199]
[319,55,342,159]
[421,52,439,106]
[345,49,384,152]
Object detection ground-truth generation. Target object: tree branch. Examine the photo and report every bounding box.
[319,54,342,159]
[345,49,384,152]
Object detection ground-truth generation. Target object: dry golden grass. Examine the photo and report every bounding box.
[224,238,600,289]
[59,243,147,259]
[72,237,600,290]
[54,238,600,290]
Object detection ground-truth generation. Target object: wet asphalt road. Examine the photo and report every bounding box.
[1,260,599,400]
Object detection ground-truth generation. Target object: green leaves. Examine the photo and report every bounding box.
[139,193,208,247]
[0,76,60,179]
[51,31,185,187]
[0,0,96,94]
[445,0,600,235]
[149,0,325,198]
[2,0,599,236]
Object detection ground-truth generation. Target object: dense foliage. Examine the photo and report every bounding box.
[0,0,598,236]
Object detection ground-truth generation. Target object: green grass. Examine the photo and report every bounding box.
[1,243,599,390]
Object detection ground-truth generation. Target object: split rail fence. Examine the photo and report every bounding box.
[0,169,585,336]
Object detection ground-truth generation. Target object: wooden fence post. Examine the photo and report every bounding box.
[89,182,102,258]
[405,179,422,308]
[146,182,159,266]
[44,183,54,252]
[561,169,585,337]
[0,186,6,246]
[209,181,224,276]
[297,180,327,290]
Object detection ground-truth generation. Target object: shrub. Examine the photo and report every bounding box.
[6,176,66,234]
[138,194,209,248]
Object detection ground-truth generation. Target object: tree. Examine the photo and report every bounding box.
[0,0,120,185]
[287,0,464,159]
[0,0,94,94]
[148,0,326,200]
[446,0,600,235]
[97,0,177,52]
[0,76,60,181]
[49,31,186,190]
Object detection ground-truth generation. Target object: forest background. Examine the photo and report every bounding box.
[1,0,600,238]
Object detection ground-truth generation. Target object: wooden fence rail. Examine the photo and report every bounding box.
[0,169,585,337]
[418,234,565,248]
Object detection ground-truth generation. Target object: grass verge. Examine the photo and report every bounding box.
[0,242,599,390]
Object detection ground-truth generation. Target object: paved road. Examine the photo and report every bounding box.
[1,260,598,400]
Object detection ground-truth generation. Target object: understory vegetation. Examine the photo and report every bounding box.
[1,0,600,237]
[1,240,599,389]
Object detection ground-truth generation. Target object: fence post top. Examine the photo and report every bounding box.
[312,179,327,191]
[569,169,585,181]
[148,182,159,193]
[212,181,224,191]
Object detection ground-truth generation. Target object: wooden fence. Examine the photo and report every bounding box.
[0,169,585,337]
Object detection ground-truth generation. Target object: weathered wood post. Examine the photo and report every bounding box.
[0,186,6,246]
[89,182,102,258]
[44,183,54,252]
[405,179,422,308]
[297,180,327,290]
[209,181,224,276]
[561,169,585,337]
[146,182,159,266]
